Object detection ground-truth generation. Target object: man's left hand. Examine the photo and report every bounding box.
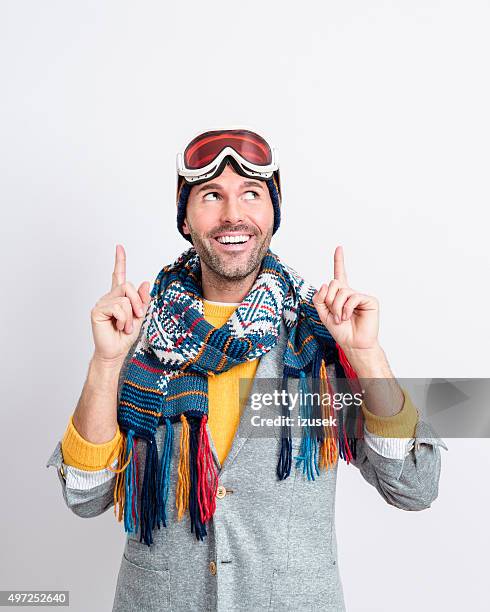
[312,245,380,351]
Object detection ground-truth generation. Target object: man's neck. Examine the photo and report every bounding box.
[201,265,258,303]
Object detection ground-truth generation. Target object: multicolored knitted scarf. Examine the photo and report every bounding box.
[108,246,364,546]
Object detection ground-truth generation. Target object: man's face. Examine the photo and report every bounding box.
[182,163,274,281]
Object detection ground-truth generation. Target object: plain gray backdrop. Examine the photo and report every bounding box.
[1,1,489,611]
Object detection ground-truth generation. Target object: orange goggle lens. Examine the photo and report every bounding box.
[183,129,273,170]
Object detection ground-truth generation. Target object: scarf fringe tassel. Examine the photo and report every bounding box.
[109,413,218,546]
[277,343,363,480]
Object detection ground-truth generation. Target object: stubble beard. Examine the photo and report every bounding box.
[188,225,273,282]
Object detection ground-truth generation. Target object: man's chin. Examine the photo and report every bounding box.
[213,256,257,279]
[207,249,260,280]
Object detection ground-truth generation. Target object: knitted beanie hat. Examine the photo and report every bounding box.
[176,169,282,244]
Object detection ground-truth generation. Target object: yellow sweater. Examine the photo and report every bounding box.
[61,300,418,471]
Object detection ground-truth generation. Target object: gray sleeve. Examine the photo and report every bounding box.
[45,334,141,518]
[45,441,117,518]
[349,419,449,511]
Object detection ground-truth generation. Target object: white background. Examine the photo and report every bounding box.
[1,1,489,611]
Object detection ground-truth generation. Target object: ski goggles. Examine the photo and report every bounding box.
[176,127,281,199]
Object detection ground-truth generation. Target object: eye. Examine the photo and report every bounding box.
[243,190,260,199]
[203,191,221,201]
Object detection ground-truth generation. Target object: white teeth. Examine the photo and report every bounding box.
[216,234,251,244]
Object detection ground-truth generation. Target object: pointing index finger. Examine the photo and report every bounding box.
[333,245,348,286]
[112,244,126,290]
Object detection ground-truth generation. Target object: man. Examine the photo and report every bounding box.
[46,128,448,611]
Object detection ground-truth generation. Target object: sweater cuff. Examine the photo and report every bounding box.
[61,414,122,471]
[361,387,419,438]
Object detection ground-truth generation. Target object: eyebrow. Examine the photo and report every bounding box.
[195,180,265,195]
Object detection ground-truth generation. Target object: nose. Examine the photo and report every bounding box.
[221,195,245,226]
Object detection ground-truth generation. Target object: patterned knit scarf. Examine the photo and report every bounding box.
[109,247,364,546]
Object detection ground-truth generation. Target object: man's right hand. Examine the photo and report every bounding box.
[90,244,151,366]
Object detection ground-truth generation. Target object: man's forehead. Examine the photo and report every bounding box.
[192,174,265,193]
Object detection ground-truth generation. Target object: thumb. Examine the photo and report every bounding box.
[138,281,152,310]
[312,285,330,324]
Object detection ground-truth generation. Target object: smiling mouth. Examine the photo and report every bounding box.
[214,233,253,245]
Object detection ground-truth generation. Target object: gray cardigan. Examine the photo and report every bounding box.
[46,319,448,611]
